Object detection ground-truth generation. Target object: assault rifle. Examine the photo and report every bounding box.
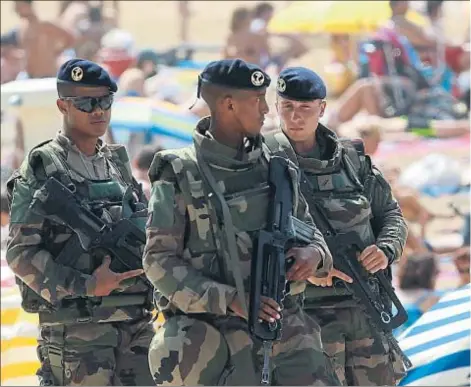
[249,156,316,385]
[30,177,151,287]
[309,200,412,369]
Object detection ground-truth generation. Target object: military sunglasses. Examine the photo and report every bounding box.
[60,94,114,113]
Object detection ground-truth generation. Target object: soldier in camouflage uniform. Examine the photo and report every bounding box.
[144,59,340,386]
[6,59,155,386]
[264,67,409,386]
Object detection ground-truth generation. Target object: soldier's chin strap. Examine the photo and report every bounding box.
[188,76,202,111]
[194,147,248,317]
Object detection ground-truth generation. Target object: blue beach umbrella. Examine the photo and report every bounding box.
[398,284,470,386]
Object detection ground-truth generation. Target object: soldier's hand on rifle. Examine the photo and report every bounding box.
[86,256,145,297]
[308,268,353,287]
[286,246,322,281]
[258,296,282,323]
[358,245,388,273]
[229,295,281,323]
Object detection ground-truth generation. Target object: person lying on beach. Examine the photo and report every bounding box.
[326,78,470,138]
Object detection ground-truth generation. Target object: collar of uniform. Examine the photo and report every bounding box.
[55,131,112,159]
[294,124,343,173]
[193,117,263,169]
[55,132,112,180]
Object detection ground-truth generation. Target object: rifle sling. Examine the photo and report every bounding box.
[183,149,229,285]
[195,151,248,317]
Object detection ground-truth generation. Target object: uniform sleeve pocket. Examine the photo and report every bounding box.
[148,182,176,228]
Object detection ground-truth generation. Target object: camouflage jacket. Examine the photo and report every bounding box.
[6,133,151,323]
[264,126,407,266]
[144,117,333,316]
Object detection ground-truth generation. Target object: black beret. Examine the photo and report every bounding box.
[276,67,326,101]
[56,58,117,93]
[197,59,270,96]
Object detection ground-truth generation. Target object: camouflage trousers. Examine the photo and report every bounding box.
[306,306,405,386]
[36,315,155,386]
[149,298,340,386]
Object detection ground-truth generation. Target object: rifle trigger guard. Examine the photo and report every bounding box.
[380,311,391,324]
[268,321,278,332]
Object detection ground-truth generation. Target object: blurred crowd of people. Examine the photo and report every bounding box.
[1,0,470,334]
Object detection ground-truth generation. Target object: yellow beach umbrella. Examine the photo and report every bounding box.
[267,1,332,34]
[268,1,429,35]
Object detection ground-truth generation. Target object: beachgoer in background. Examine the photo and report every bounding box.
[75,2,114,60]
[389,0,436,57]
[0,29,24,84]
[132,144,163,199]
[58,1,89,32]
[337,116,382,156]
[325,77,470,137]
[395,252,441,335]
[250,2,308,72]
[136,49,159,79]
[118,67,146,97]
[119,49,160,97]
[453,247,470,287]
[96,28,136,80]
[178,1,190,44]
[223,7,269,66]
[14,0,75,78]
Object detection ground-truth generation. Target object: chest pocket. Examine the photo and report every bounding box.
[314,194,372,234]
[225,184,270,233]
[185,178,218,255]
[304,168,374,243]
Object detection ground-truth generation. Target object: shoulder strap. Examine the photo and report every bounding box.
[107,144,134,185]
[161,147,208,214]
[106,143,148,203]
[158,146,248,316]
[339,137,368,185]
[195,147,249,317]
[22,139,73,187]
[339,138,364,171]
[263,131,299,167]
[157,146,220,258]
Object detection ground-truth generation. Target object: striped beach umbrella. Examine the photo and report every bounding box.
[398,284,470,386]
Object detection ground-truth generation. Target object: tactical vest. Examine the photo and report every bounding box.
[7,139,149,315]
[264,131,376,302]
[157,145,272,279]
[151,144,303,314]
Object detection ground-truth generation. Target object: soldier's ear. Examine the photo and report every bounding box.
[319,100,326,117]
[57,99,68,115]
[222,95,234,112]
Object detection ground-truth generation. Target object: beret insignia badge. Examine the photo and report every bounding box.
[277,78,286,92]
[251,71,265,87]
[71,67,83,82]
